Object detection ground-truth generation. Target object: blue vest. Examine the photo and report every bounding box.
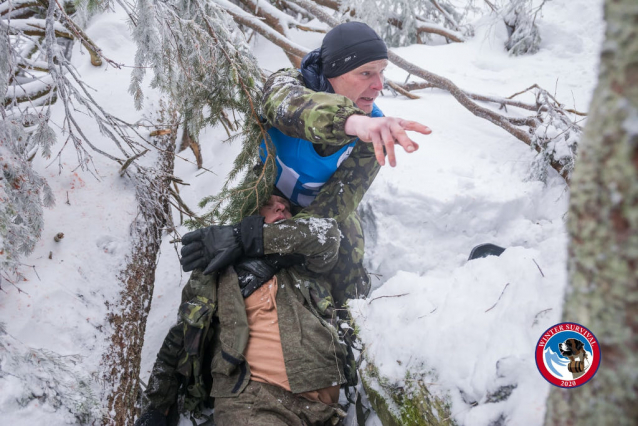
[260,104,383,207]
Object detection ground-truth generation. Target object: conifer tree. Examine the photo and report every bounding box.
[502,0,542,56]
[339,0,472,46]
[128,0,277,225]
[546,0,638,423]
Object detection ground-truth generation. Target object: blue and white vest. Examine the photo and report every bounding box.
[260,104,383,207]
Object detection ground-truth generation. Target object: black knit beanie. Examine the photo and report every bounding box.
[321,22,388,78]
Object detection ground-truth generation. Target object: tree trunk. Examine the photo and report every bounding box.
[545,0,638,424]
[100,123,177,425]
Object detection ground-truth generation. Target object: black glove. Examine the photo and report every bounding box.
[134,409,167,426]
[235,254,304,298]
[180,216,265,274]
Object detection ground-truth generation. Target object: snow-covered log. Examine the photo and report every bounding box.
[100,119,177,425]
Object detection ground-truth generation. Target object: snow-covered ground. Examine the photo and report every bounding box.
[0,0,604,424]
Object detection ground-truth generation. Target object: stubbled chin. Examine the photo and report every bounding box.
[357,102,374,113]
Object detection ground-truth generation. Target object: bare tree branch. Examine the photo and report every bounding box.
[212,0,309,59]
[235,0,303,66]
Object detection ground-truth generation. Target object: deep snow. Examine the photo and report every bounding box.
[0,0,605,424]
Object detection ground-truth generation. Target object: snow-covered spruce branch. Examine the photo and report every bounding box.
[128,0,264,141]
[212,0,309,60]
[34,0,106,66]
[399,80,587,116]
[232,0,305,66]
[235,0,325,34]
[127,0,285,225]
[1,0,156,284]
[222,0,470,48]
[339,0,472,46]
[501,0,542,56]
[0,323,102,422]
[1,11,56,284]
[387,51,580,181]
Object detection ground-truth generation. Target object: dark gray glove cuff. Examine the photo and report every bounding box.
[240,215,265,257]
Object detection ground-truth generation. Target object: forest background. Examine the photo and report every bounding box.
[1,0,636,425]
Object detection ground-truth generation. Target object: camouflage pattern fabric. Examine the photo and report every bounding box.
[143,270,217,417]
[176,295,216,412]
[262,69,365,149]
[144,322,185,416]
[214,381,345,426]
[209,217,348,397]
[262,69,382,306]
[144,218,352,420]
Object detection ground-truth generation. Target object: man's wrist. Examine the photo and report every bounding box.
[344,114,369,137]
[335,106,365,137]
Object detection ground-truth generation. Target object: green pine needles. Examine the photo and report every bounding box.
[194,123,277,227]
[127,0,277,227]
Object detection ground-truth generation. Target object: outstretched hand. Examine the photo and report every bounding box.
[344,115,431,167]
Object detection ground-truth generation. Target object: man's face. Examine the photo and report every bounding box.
[327,59,388,113]
[259,195,292,224]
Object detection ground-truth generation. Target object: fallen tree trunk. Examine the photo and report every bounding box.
[100,119,177,425]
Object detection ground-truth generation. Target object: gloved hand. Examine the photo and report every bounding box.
[180,216,265,274]
[235,254,304,298]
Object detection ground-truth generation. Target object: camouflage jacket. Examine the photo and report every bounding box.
[180,217,347,402]
[262,68,382,223]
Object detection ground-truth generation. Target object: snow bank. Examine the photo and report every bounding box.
[0,0,605,424]
[349,1,604,424]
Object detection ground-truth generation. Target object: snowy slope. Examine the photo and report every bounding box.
[348,1,604,425]
[0,0,604,425]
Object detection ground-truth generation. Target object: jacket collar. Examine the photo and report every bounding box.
[300,48,334,93]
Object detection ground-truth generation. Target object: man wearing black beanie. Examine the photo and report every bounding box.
[258,20,432,309]
[139,22,431,426]
[321,22,389,80]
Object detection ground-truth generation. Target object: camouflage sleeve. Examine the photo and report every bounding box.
[262,68,366,145]
[262,217,340,274]
[296,140,381,222]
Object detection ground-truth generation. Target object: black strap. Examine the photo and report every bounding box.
[355,390,370,426]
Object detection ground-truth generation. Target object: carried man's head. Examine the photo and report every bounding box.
[259,195,292,224]
[321,22,388,113]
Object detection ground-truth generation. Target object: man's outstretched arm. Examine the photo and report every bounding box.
[262,68,364,146]
[263,68,431,166]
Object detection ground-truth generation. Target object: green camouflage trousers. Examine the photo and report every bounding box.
[330,211,370,308]
[214,381,344,426]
